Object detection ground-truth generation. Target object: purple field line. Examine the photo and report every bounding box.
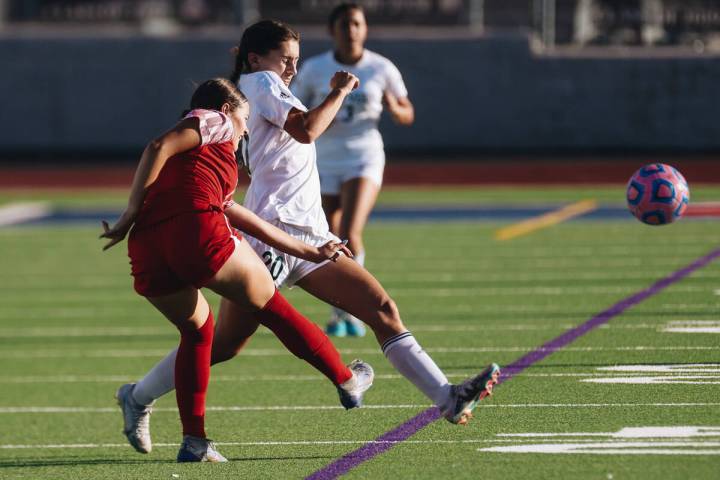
[305,246,720,480]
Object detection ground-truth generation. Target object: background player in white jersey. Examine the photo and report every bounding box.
[292,3,415,337]
[123,21,499,450]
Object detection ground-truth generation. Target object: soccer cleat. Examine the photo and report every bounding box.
[176,435,228,463]
[115,383,153,454]
[442,363,501,425]
[336,359,374,409]
[343,314,367,337]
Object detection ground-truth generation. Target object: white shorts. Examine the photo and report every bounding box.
[318,161,384,195]
[244,220,341,288]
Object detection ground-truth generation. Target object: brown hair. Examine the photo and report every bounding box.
[230,20,300,84]
[182,78,247,117]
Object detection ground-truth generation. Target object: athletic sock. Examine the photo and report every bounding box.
[133,348,178,406]
[382,331,452,408]
[175,311,214,439]
[254,289,352,385]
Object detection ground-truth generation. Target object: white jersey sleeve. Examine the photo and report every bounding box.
[384,61,408,99]
[241,71,305,129]
[183,109,234,146]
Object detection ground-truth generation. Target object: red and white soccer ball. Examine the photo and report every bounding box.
[626,163,690,225]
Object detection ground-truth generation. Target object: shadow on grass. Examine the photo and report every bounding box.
[0,458,176,468]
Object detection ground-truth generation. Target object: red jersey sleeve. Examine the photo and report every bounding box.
[184,109,234,146]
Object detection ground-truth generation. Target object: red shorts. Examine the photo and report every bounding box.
[128,210,240,297]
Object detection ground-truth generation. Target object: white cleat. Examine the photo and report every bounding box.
[115,383,153,453]
[176,435,228,463]
[337,359,374,409]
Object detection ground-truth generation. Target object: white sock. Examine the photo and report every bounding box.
[132,348,177,406]
[382,332,452,408]
[331,250,366,323]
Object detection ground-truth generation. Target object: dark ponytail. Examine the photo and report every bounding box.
[181,78,247,117]
[230,19,300,84]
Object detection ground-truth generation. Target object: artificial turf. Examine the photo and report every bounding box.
[0,186,718,479]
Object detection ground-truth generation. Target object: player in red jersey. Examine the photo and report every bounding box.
[100,78,370,462]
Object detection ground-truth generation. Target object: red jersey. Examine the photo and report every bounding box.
[135,109,238,227]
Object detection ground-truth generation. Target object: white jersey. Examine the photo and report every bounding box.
[239,70,329,236]
[292,50,408,169]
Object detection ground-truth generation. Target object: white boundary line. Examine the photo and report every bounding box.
[2,372,720,383]
[0,322,698,338]
[0,345,717,359]
[1,402,717,414]
[0,284,711,302]
[1,438,687,450]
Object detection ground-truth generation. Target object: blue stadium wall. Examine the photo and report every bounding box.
[1,32,719,155]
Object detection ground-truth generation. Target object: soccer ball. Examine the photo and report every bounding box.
[626,163,690,225]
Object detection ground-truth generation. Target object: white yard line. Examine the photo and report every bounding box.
[2,371,719,384]
[2,438,693,450]
[0,322,686,338]
[0,284,710,303]
[5,270,720,285]
[1,402,717,415]
[0,345,717,360]
[1,302,711,319]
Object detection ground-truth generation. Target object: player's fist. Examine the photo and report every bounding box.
[330,71,359,94]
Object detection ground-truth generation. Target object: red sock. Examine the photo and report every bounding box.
[254,290,352,385]
[175,311,214,438]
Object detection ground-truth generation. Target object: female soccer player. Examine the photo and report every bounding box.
[124,21,499,451]
[292,2,415,337]
[101,78,372,462]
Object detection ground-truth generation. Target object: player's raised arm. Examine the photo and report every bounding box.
[100,118,202,250]
[283,71,359,144]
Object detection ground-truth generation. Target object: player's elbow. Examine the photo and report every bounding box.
[290,129,314,144]
[285,114,316,144]
[146,137,172,157]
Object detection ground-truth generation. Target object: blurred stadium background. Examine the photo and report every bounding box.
[1,0,720,172]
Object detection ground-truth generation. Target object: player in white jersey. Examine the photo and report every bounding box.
[292,3,415,337]
[121,21,500,451]
[234,19,499,427]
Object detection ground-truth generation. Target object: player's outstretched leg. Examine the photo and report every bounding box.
[299,258,501,426]
[177,435,227,462]
[441,363,501,425]
[115,383,153,453]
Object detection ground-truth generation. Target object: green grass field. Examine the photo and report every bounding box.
[1,186,719,479]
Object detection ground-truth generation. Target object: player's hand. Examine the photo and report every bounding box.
[99,210,136,251]
[313,240,354,263]
[330,71,359,94]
